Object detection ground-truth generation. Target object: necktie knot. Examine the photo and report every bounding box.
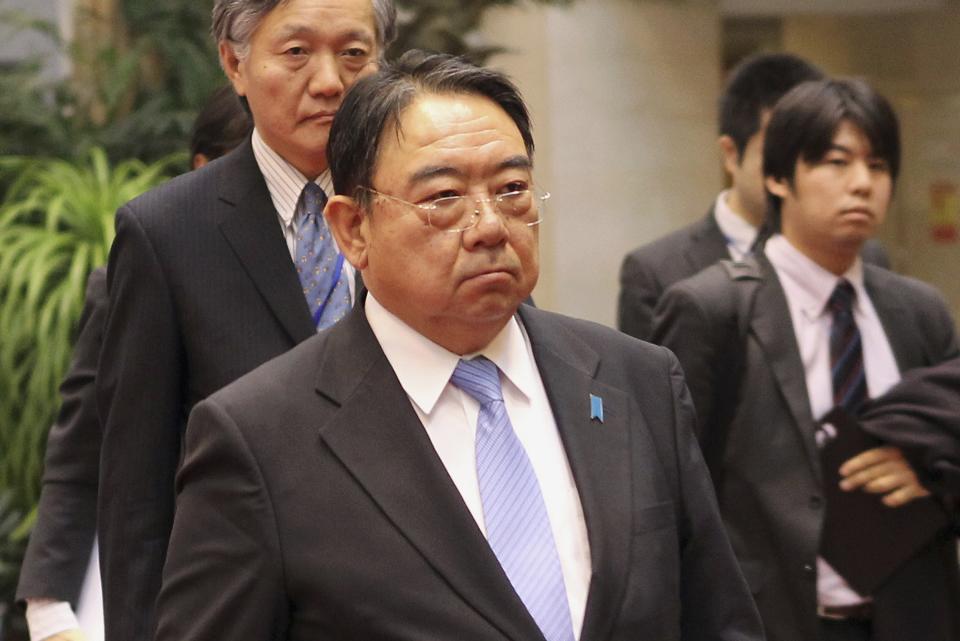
[300,182,327,221]
[451,357,502,406]
[827,279,856,315]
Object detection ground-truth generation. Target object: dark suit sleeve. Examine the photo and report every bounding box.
[617,251,662,341]
[663,352,763,641]
[859,358,960,497]
[97,207,185,641]
[155,399,285,641]
[650,279,728,442]
[16,268,107,606]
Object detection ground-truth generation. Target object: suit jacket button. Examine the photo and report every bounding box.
[803,563,816,578]
[809,495,823,509]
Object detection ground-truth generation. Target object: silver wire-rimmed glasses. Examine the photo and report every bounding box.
[358,187,550,233]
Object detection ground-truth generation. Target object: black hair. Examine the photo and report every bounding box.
[761,77,901,233]
[327,50,533,206]
[719,53,824,160]
[189,84,252,162]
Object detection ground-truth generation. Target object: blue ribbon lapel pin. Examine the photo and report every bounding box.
[589,394,604,423]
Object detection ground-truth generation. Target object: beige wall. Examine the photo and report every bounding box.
[484,0,722,326]
[483,2,960,326]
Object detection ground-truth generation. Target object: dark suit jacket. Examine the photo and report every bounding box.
[618,209,729,341]
[155,302,763,641]
[858,357,960,497]
[652,253,960,641]
[617,207,892,341]
[96,139,318,641]
[16,267,106,607]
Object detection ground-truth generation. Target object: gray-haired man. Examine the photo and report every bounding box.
[95,2,396,641]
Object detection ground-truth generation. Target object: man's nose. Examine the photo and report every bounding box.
[464,198,509,247]
[849,160,873,194]
[307,53,345,98]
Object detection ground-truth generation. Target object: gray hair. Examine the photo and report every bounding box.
[212,0,397,61]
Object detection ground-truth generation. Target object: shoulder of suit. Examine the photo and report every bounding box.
[864,263,950,308]
[522,305,670,364]
[622,213,714,269]
[120,142,257,227]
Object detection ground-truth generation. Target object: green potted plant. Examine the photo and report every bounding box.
[0,148,179,639]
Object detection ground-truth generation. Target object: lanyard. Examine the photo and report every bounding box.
[312,253,346,327]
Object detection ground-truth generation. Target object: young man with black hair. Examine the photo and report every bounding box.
[618,53,888,341]
[653,78,959,641]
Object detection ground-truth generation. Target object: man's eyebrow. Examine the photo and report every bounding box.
[408,166,464,186]
[407,156,533,186]
[827,144,854,154]
[499,155,533,171]
[273,24,374,45]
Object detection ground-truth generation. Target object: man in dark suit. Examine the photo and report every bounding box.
[155,51,763,641]
[15,85,251,641]
[94,3,397,641]
[617,53,889,341]
[653,79,959,641]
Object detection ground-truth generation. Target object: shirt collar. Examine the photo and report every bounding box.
[714,190,759,257]
[764,234,866,320]
[251,128,333,227]
[364,294,537,415]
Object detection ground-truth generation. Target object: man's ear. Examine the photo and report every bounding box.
[325,195,369,270]
[718,135,741,176]
[219,41,246,97]
[764,174,791,200]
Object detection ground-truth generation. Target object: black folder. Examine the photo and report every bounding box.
[819,407,951,595]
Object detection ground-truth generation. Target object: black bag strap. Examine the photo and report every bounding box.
[699,257,762,481]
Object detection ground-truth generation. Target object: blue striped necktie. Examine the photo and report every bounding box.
[294,182,351,330]
[828,279,867,413]
[450,357,575,641]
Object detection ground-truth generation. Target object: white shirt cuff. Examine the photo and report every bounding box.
[25,598,79,640]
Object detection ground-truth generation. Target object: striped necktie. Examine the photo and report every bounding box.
[451,356,575,641]
[828,279,867,413]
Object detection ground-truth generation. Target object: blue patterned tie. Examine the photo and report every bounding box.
[451,357,575,641]
[295,183,351,330]
[828,279,867,413]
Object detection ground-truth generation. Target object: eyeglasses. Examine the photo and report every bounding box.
[358,187,549,233]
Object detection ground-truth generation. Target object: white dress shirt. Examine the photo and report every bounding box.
[365,294,593,638]
[714,190,759,261]
[765,234,901,607]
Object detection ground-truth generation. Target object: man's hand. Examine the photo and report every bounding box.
[839,446,931,507]
[40,631,87,641]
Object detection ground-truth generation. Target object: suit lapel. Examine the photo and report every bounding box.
[313,305,545,641]
[215,139,316,344]
[519,307,632,641]
[749,257,821,474]
[685,208,731,273]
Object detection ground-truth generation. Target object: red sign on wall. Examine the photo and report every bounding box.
[929,181,959,243]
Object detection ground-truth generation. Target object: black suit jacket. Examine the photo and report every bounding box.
[652,254,960,641]
[155,302,763,641]
[617,207,892,341]
[618,209,728,341]
[16,267,107,606]
[96,139,318,641]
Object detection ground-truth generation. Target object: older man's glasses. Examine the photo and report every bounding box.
[360,187,549,233]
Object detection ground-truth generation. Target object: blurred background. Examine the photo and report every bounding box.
[1,0,958,637]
